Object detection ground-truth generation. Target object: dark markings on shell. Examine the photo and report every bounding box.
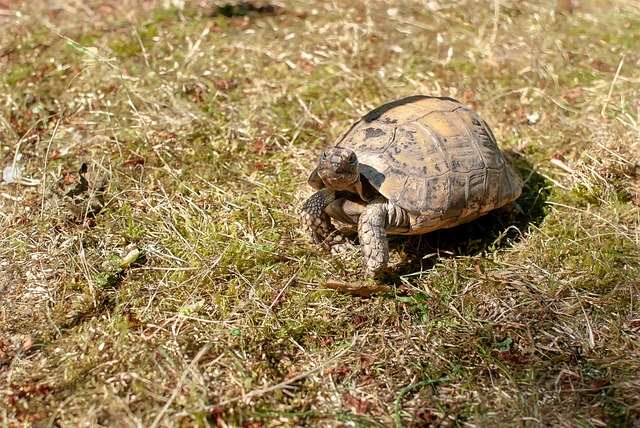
[322,96,522,233]
[364,127,385,140]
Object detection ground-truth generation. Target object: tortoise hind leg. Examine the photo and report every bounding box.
[358,198,390,278]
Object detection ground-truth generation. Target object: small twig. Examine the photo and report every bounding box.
[549,158,575,174]
[130,20,151,68]
[185,27,210,67]
[601,54,625,118]
[296,94,324,126]
[530,88,580,114]
[596,141,635,166]
[323,279,390,297]
[261,268,299,327]
[490,0,500,44]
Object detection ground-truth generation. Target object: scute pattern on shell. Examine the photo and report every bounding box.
[333,96,522,233]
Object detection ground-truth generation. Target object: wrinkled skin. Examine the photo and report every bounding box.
[301,147,409,278]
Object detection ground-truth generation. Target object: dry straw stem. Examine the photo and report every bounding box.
[1,0,640,427]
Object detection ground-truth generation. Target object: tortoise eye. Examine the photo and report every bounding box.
[348,153,357,164]
[320,150,328,161]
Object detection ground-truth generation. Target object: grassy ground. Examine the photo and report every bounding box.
[1,0,639,426]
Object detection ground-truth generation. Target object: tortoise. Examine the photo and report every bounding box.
[301,95,523,278]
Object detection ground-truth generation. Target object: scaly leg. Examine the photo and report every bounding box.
[358,198,389,278]
[301,189,350,252]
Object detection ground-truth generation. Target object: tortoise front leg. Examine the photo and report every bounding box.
[301,189,349,252]
[358,198,390,278]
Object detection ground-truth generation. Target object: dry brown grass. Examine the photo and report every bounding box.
[1,0,639,426]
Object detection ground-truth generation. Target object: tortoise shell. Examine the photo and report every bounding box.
[330,95,523,233]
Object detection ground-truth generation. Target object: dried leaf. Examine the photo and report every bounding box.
[323,280,389,296]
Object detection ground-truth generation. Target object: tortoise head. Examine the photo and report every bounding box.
[315,147,360,191]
